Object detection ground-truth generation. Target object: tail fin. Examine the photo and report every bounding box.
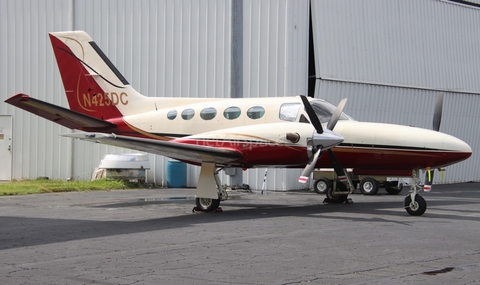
[49,31,147,120]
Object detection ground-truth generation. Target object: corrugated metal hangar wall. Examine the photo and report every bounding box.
[1,0,479,188]
[311,0,480,184]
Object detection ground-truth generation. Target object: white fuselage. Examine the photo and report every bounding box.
[119,96,471,170]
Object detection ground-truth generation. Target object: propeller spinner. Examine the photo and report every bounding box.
[298,96,347,183]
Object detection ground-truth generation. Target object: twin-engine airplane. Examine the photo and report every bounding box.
[5,31,472,215]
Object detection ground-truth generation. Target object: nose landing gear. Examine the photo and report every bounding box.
[404,169,427,216]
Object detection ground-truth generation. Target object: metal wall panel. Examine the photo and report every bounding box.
[75,0,231,99]
[0,0,73,180]
[71,0,233,182]
[167,0,310,190]
[312,0,480,93]
[311,0,480,183]
[5,0,475,188]
[315,80,480,183]
[243,0,309,98]
[0,0,233,183]
[242,0,309,190]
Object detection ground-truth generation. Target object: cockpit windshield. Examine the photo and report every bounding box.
[310,99,354,123]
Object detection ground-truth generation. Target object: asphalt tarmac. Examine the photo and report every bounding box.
[1,183,480,285]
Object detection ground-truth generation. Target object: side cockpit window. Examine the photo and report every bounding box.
[279,103,301,122]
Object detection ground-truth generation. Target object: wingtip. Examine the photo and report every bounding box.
[4,93,31,104]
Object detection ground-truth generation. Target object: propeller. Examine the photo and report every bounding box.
[300,96,324,134]
[424,92,444,191]
[432,92,443,132]
[327,148,346,181]
[327,98,347,131]
[298,96,347,183]
[298,147,322,183]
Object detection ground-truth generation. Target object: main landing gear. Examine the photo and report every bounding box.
[195,197,221,212]
[194,162,227,212]
[325,180,350,203]
[403,169,427,216]
[322,170,356,204]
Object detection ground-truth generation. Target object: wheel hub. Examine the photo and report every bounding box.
[318,182,327,191]
[199,198,212,207]
[364,182,373,192]
[409,201,419,211]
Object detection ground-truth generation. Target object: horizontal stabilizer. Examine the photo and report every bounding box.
[5,93,117,131]
[63,132,243,165]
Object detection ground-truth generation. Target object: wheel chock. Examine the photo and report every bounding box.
[322,198,353,204]
[192,207,223,213]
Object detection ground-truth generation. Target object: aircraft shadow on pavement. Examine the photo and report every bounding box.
[1,190,479,251]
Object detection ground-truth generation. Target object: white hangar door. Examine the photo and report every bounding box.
[0,115,12,180]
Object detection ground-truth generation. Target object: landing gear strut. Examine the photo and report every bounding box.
[404,169,427,216]
[194,162,228,212]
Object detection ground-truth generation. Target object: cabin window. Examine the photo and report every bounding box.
[200,107,217,120]
[167,110,177,120]
[247,106,265,119]
[223,106,241,120]
[181,108,195,120]
[279,103,301,121]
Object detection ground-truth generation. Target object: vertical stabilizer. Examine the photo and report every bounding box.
[49,31,147,119]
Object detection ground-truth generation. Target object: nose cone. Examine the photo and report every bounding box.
[442,134,472,154]
[441,134,472,164]
[313,129,344,150]
[401,126,472,167]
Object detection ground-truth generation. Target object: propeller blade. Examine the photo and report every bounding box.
[327,98,348,131]
[298,147,322,183]
[426,93,444,190]
[300,95,323,134]
[327,149,346,181]
[433,92,444,132]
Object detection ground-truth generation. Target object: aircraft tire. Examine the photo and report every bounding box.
[404,194,427,216]
[359,177,379,195]
[313,177,331,194]
[195,197,220,211]
[326,182,348,203]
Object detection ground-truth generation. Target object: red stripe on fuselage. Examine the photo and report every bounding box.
[170,138,471,170]
[172,138,307,167]
[320,146,471,170]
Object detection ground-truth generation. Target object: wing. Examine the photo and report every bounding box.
[5,93,116,131]
[63,132,243,165]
